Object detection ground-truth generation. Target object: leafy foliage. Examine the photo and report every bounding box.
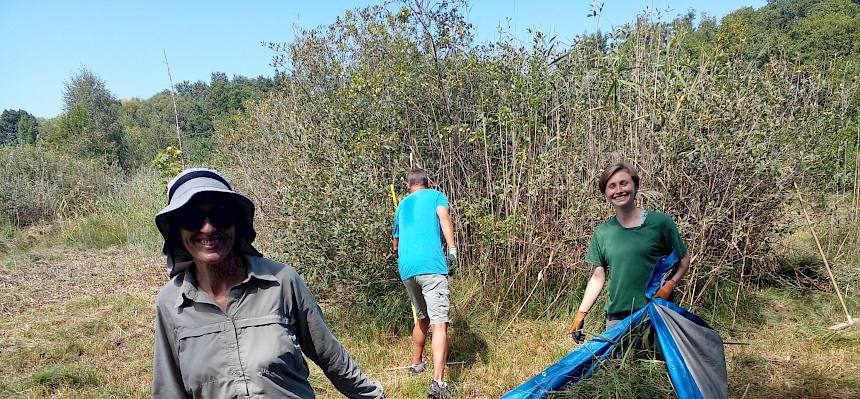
[115,73,275,169]
[43,69,125,167]
[0,109,39,145]
[213,1,858,316]
[150,145,184,182]
[719,0,860,70]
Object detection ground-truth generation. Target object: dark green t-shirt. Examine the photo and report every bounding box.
[585,211,687,316]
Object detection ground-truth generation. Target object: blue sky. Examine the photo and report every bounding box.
[1,1,765,118]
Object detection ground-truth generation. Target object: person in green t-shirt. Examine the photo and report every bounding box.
[570,162,691,343]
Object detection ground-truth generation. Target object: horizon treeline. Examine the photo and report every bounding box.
[2,0,859,319]
[3,70,276,169]
[2,0,858,171]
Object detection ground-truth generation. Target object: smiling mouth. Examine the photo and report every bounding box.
[195,237,225,248]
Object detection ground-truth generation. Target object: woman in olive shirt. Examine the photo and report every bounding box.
[570,162,691,342]
[151,168,384,398]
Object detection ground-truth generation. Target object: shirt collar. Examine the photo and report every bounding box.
[174,255,279,308]
[245,255,280,284]
[175,266,200,308]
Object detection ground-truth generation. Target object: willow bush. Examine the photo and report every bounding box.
[0,144,122,228]
[213,3,859,318]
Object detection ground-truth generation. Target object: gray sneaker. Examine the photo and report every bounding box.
[428,380,452,399]
[408,361,427,376]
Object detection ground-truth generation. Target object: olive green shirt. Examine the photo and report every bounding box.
[151,256,384,398]
[585,211,687,316]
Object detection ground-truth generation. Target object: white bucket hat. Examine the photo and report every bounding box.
[154,167,262,277]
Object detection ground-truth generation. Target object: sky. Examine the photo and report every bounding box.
[0,1,766,119]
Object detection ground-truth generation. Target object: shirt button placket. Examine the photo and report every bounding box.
[225,317,248,396]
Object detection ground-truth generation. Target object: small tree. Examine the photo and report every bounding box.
[0,109,20,144]
[49,69,125,166]
[16,111,39,144]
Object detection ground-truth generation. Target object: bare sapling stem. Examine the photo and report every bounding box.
[793,182,854,328]
[502,250,555,336]
[163,49,186,168]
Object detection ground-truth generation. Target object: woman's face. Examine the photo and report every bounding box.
[604,170,637,210]
[177,197,236,267]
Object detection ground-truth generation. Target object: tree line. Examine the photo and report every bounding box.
[2,70,275,170]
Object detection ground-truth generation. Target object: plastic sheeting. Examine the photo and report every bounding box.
[501,251,727,399]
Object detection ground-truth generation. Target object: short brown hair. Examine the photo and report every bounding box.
[598,162,640,194]
[407,167,429,187]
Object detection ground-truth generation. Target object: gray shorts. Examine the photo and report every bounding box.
[403,274,450,325]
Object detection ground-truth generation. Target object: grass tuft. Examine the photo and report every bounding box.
[28,365,100,390]
[549,356,673,399]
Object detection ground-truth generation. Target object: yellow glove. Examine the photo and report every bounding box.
[569,311,588,343]
[653,280,677,300]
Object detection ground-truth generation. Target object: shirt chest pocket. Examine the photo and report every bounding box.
[233,315,306,371]
[175,323,227,388]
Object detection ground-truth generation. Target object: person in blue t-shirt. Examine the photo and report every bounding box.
[392,167,458,399]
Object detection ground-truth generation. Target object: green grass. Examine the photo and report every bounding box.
[1,241,858,398]
[0,169,163,258]
[549,357,673,399]
[56,169,163,251]
[28,365,100,390]
[0,245,159,398]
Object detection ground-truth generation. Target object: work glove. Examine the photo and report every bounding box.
[653,279,677,300]
[446,247,458,275]
[569,310,587,343]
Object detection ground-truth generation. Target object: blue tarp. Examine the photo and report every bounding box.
[501,252,728,399]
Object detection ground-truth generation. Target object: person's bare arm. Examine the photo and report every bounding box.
[436,206,456,249]
[668,253,690,283]
[571,266,606,342]
[578,266,606,313]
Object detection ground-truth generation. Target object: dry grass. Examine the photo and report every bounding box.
[1,244,858,398]
[319,318,573,399]
[0,246,164,398]
[724,288,860,399]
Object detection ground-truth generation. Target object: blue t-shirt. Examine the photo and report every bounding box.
[393,188,449,280]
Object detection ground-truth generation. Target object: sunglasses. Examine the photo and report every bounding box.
[176,205,237,231]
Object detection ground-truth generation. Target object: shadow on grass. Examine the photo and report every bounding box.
[336,277,489,382]
[446,304,489,382]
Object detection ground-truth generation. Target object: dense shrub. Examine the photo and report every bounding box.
[0,145,122,227]
[213,4,858,315]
